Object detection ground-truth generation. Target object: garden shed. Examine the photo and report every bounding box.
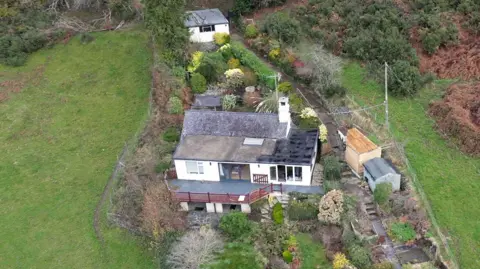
[192,95,222,111]
[185,9,229,43]
[363,157,401,191]
[345,128,381,174]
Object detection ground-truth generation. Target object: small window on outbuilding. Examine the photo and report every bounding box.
[200,25,215,32]
[243,138,264,146]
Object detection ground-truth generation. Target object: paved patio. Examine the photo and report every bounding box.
[168,179,324,195]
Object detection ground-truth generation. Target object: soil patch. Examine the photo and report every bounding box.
[412,16,480,80]
[428,82,480,156]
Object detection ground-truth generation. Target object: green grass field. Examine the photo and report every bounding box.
[342,62,480,268]
[297,233,331,269]
[0,30,155,268]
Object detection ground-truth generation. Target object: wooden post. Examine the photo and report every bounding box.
[280,183,283,194]
[207,192,210,203]
[188,192,191,202]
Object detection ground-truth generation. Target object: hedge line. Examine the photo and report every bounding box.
[230,41,276,89]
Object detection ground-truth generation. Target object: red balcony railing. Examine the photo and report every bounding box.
[173,183,283,204]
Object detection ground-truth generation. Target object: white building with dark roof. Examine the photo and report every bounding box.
[169,97,322,213]
[185,8,230,43]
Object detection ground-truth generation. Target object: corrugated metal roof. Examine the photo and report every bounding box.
[363,157,398,179]
[346,128,378,153]
[185,9,228,27]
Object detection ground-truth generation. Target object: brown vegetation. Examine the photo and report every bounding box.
[0,63,47,102]
[428,82,480,156]
[413,17,480,80]
[111,65,187,237]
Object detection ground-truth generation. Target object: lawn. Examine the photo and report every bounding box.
[341,62,480,268]
[0,30,155,268]
[297,233,331,269]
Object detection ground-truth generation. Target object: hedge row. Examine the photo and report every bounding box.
[230,41,276,89]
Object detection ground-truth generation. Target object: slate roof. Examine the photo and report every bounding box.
[363,157,399,179]
[185,9,228,27]
[257,129,319,165]
[192,95,221,108]
[173,135,276,163]
[182,110,289,139]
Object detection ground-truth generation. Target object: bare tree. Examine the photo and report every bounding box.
[167,227,224,269]
[309,45,342,94]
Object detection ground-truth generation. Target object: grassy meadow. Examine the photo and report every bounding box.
[0,30,155,268]
[341,62,480,268]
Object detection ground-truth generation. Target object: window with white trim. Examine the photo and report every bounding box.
[186,161,204,174]
[200,25,215,32]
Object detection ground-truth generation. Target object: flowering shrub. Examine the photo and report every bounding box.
[318,190,344,225]
[268,48,281,61]
[188,51,204,72]
[300,107,317,119]
[278,82,293,94]
[225,68,245,88]
[228,58,241,69]
[319,124,328,143]
[213,32,230,46]
[333,253,351,269]
[222,94,237,111]
[219,44,233,60]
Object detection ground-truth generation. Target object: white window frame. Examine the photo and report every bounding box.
[200,25,215,33]
[186,161,204,175]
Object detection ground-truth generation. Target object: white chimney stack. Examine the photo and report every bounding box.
[278,96,290,123]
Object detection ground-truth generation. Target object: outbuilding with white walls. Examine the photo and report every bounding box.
[185,8,230,43]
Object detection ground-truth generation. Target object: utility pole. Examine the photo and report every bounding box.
[267,73,281,99]
[384,62,389,129]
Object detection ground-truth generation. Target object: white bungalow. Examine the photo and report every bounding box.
[185,8,230,43]
[170,97,322,213]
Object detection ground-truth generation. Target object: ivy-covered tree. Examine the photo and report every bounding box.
[144,0,189,62]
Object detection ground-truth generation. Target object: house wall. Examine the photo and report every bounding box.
[345,146,382,174]
[189,24,230,43]
[174,160,220,181]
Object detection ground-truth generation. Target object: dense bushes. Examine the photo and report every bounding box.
[347,244,372,269]
[262,12,301,44]
[417,13,458,54]
[390,222,416,242]
[287,200,319,221]
[190,73,207,93]
[272,202,284,224]
[323,156,342,182]
[230,41,276,88]
[388,60,423,96]
[0,9,60,66]
[278,82,293,94]
[196,52,228,83]
[167,96,183,114]
[374,182,392,206]
[222,94,237,110]
[219,212,254,240]
[162,127,180,142]
[203,242,264,269]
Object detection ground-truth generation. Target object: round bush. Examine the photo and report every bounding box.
[390,222,416,242]
[190,73,207,94]
[219,212,253,240]
[245,24,259,39]
[272,202,284,224]
[278,82,293,94]
[228,58,241,69]
[374,182,392,206]
[282,250,293,263]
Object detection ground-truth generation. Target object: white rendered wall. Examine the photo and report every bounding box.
[189,24,230,43]
[174,160,220,181]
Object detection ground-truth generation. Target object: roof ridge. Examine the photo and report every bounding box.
[185,109,278,116]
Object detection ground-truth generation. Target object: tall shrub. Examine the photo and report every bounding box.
[272,202,284,224]
[374,182,392,206]
[144,0,189,62]
[323,156,342,181]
